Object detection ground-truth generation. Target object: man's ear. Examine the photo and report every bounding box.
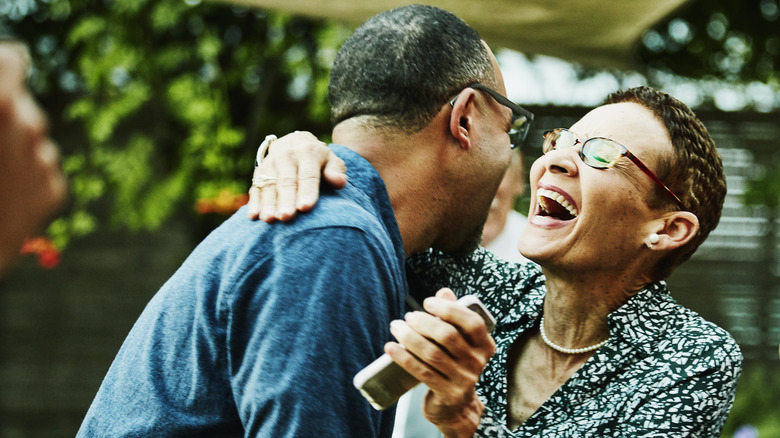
[449,88,478,151]
[650,211,699,250]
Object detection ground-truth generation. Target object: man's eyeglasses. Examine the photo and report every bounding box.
[542,128,685,210]
[450,83,534,149]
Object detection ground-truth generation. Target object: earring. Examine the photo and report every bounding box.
[647,233,660,247]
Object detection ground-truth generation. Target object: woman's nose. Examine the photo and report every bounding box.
[543,147,579,177]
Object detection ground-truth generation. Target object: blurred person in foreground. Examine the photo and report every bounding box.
[0,40,66,277]
[77,5,530,437]
[480,148,529,264]
[250,86,742,436]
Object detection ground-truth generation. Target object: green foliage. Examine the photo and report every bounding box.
[2,0,349,248]
[638,0,780,113]
[744,166,780,211]
[721,363,780,436]
[640,0,779,84]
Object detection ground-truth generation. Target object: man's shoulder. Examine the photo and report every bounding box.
[165,199,400,302]
[298,188,388,230]
[208,196,388,253]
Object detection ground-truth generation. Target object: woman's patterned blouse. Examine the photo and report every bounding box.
[408,248,742,437]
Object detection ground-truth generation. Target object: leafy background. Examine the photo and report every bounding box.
[3,0,347,249]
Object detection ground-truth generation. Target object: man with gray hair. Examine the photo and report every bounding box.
[78,5,531,437]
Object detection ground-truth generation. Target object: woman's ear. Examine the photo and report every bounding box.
[449,88,477,151]
[650,211,699,250]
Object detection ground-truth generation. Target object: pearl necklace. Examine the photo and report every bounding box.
[539,315,609,355]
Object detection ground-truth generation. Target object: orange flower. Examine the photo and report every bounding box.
[195,189,249,216]
[20,237,61,269]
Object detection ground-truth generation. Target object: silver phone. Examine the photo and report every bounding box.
[353,294,496,410]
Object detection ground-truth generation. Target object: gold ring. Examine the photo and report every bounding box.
[252,175,279,189]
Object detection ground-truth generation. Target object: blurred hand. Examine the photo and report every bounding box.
[386,288,496,437]
[0,42,67,275]
[247,131,347,223]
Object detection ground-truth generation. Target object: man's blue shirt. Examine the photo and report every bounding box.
[78,145,407,437]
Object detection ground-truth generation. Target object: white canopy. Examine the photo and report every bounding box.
[214,0,689,69]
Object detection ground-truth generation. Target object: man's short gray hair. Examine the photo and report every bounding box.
[329,5,495,134]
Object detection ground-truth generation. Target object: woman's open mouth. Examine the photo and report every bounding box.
[537,188,578,221]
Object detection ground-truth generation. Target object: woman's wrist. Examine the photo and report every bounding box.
[432,396,484,438]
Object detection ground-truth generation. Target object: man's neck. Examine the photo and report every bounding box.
[332,120,448,257]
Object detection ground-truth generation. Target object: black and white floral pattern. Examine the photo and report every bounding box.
[408,248,742,437]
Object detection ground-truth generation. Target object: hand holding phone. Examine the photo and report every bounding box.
[353,294,495,410]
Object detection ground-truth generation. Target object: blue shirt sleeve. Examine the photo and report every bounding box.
[226,226,402,437]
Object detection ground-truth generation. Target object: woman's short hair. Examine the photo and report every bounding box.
[604,86,727,280]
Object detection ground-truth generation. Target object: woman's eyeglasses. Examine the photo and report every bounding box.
[542,128,685,210]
